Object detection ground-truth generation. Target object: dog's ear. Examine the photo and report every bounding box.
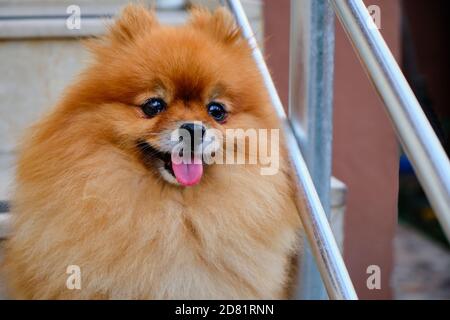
[108,3,158,43]
[85,4,157,57]
[190,7,242,44]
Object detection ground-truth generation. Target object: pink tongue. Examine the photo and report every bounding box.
[171,154,203,186]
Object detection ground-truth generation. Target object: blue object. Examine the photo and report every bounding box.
[400,154,415,175]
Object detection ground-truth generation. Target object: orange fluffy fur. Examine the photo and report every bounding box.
[3,4,302,299]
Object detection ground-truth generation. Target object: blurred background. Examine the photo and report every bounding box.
[263,0,450,299]
[0,0,449,299]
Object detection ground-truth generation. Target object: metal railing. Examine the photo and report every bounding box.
[224,0,450,300]
[289,0,336,300]
[331,0,450,239]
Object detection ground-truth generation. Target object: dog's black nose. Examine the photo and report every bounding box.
[180,122,206,151]
[180,123,206,139]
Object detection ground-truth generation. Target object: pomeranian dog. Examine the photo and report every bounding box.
[3,4,301,299]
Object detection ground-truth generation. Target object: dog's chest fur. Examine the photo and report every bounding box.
[6,159,300,299]
[81,165,299,299]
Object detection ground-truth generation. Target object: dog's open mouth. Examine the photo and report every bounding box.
[136,140,203,186]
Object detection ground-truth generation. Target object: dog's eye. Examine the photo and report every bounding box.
[141,98,166,117]
[207,102,227,122]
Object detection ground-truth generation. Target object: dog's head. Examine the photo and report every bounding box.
[65,4,278,187]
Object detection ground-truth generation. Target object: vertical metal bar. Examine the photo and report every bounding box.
[331,0,450,239]
[289,0,336,300]
[222,0,357,300]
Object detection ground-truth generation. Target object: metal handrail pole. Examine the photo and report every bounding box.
[222,0,357,300]
[289,0,336,300]
[331,0,450,239]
